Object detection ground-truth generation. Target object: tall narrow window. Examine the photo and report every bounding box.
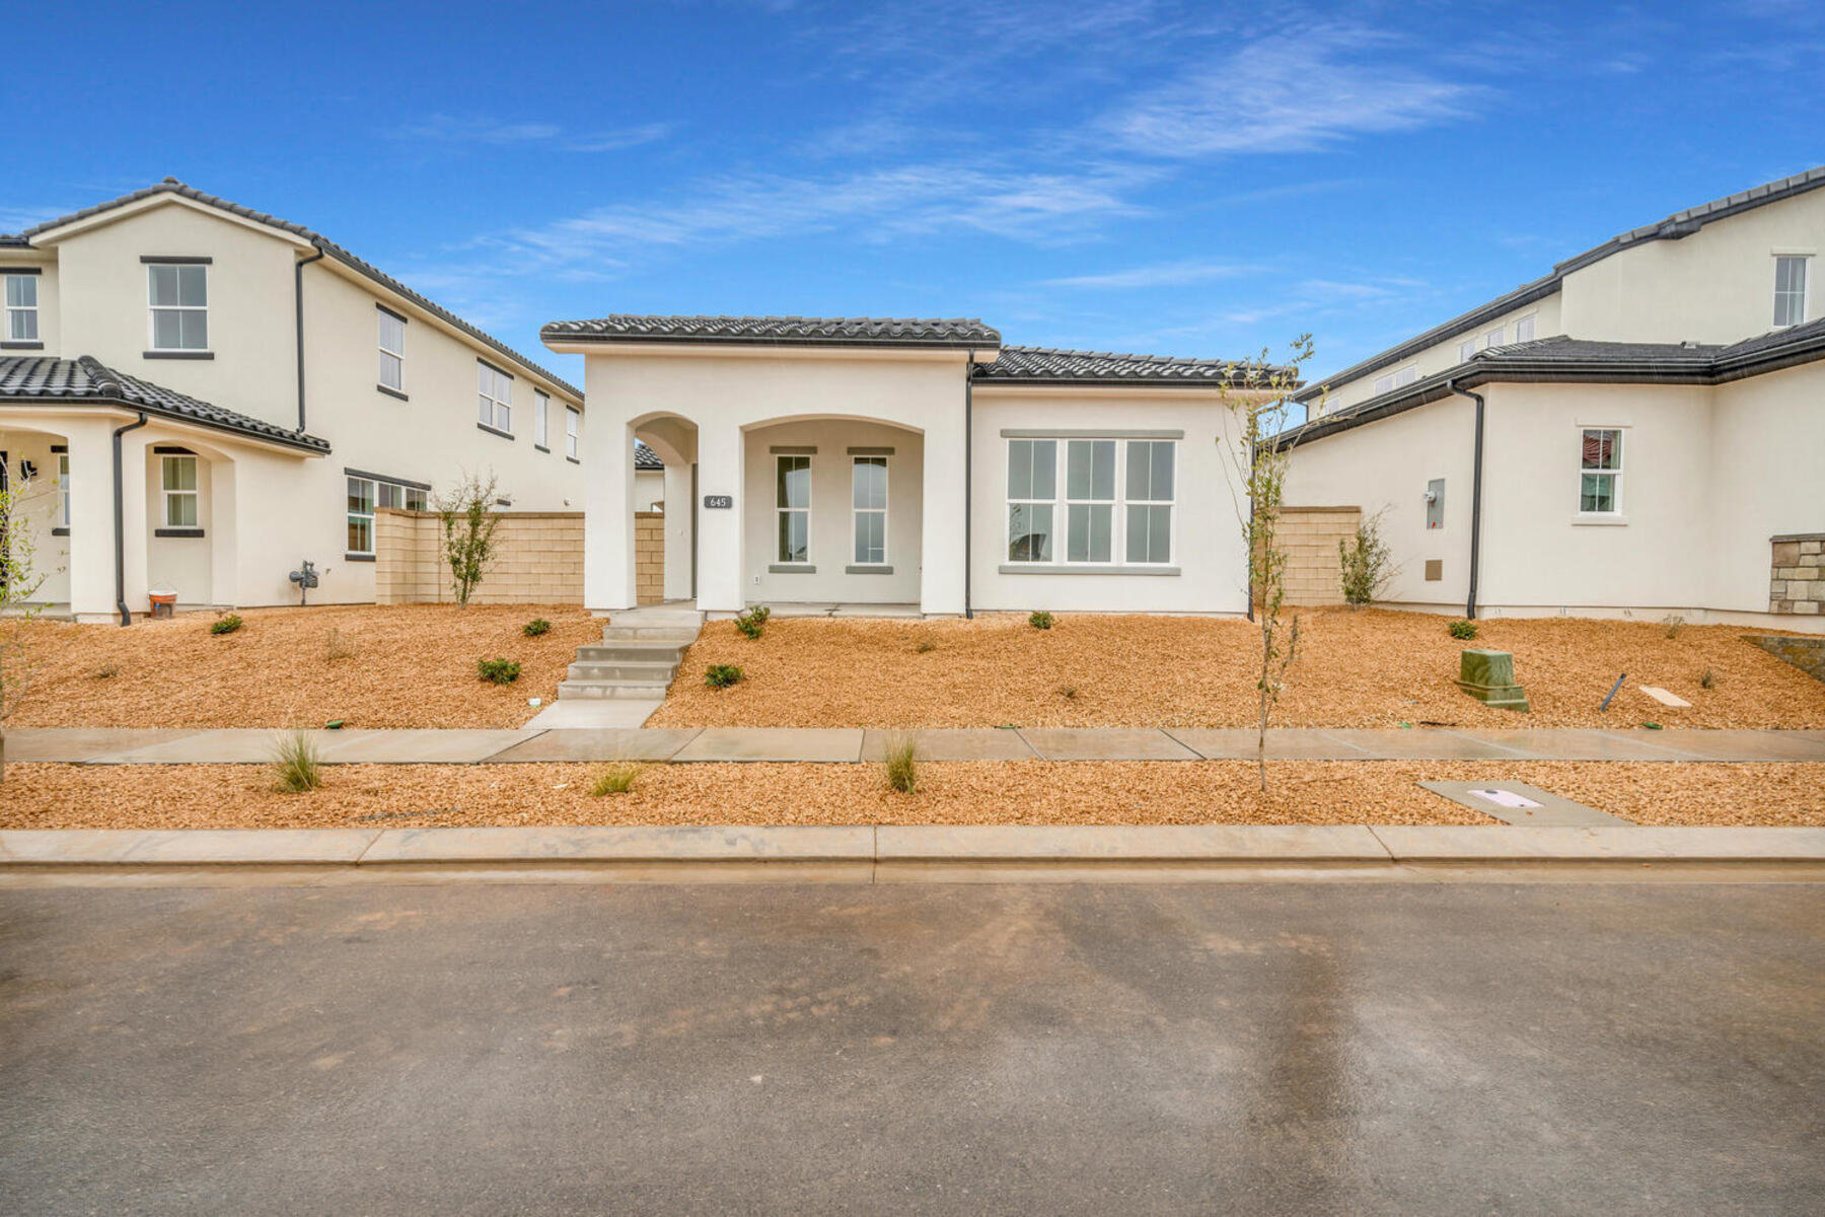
[535,391,550,448]
[1006,439,1056,562]
[1514,314,1536,342]
[1774,256,1810,327]
[1065,440,1115,562]
[377,307,405,391]
[776,455,811,563]
[161,454,198,527]
[56,452,70,529]
[1579,428,1622,514]
[148,263,208,350]
[3,274,38,342]
[565,406,580,459]
[852,457,887,565]
[1458,338,1477,362]
[347,476,376,554]
[477,362,513,432]
[1124,441,1175,564]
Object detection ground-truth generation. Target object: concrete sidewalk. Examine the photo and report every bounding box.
[6,724,1824,765]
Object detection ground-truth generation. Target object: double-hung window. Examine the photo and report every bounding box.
[564,406,581,460]
[1774,256,1810,327]
[852,457,887,565]
[1514,314,1536,342]
[1394,365,1418,387]
[1065,440,1115,563]
[776,455,811,563]
[55,451,70,530]
[3,274,38,343]
[1485,324,1505,348]
[347,477,377,555]
[1579,428,1622,515]
[1373,373,1395,395]
[377,307,405,391]
[1124,441,1175,564]
[1458,338,1478,362]
[535,391,550,449]
[161,454,199,528]
[477,362,513,433]
[1006,439,1057,562]
[148,262,208,351]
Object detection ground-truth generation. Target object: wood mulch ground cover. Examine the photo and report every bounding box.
[650,609,1825,730]
[9,605,598,730]
[3,761,1820,830]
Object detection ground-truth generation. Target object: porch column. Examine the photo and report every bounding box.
[919,407,968,615]
[209,457,238,606]
[662,461,693,602]
[63,418,117,622]
[694,425,744,613]
[582,414,636,612]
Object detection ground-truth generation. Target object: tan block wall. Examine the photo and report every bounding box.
[1770,533,1824,617]
[375,508,666,606]
[635,513,665,606]
[1275,506,1362,608]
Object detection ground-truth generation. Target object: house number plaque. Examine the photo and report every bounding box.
[703,494,734,509]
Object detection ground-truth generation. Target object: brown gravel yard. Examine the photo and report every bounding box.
[2,760,1820,830]
[651,609,1825,730]
[10,605,598,729]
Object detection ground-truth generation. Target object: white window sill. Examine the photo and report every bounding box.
[999,563,1181,576]
[1571,514,1628,526]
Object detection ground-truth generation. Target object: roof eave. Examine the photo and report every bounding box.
[0,396,329,454]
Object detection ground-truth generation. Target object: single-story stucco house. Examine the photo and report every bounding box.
[1278,165,1825,633]
[542,316,1286,617]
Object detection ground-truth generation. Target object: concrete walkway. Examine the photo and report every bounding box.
[6,724,1824,765]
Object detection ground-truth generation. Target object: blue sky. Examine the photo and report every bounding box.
[8,1,1823,387]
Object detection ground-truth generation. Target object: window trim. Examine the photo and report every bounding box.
[378,305,406,394]
[851,455,888,567]
[1773,254,1811,328]
[1485,324,1506,348]
[564,405,581,461]
[534,390,550,450]
[1458,338,1477,362]
[1513,313,1537,343]
[1123,439,1176,566]
[3,272,40,344]
[477,360,513,433]
[1005,436,1178,569]
[347,476,377,557]
[1063,438,1116,565]
[159,453,199,530]
[1577,426,1624,517]
[1005,437,1058,564]
[55,449,70,531]
[775,453,812,565]
[146,261,209,353]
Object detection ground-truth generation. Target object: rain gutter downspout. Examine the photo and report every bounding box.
[1447,379,1485,619]
[112,412,149,626]
[963,349,975,619]
[295,245,327,431]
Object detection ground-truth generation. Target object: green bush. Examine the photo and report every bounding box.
[477,658,521,685]
[1448,619,1478,640]
[735,605,771,640]
[211,614,243,636]
[883,734,917,794]
[704,663,744,689]
[1029,610,1054,630]
[589,764,640,796]
[522,618,551,637]
[270,730,322,794]
[1338,509,1395,608]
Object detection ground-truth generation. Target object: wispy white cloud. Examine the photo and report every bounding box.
[390,115,674,153]
[1102,25,1481,157]
[1043,260,1260,289]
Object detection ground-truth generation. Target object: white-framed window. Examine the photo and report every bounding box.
[1125,440,1175,564]
[1065,439,1116,562]
[161,454,199,527]
[3,274,39,342]
[1458,338,1478,362]
[535,391,550,448]
[1774,255,1810,328]
[372,481,429,512]
[147,263,208,350]
[1579,428,1622,515]
[378,307,405,391]
[477,362,513,432]
[347,477,376,554]
[1373,373,1394,395]
[1394,365,1418,387]
[1514,314,1536,343]
[565,406,581,459]
[776,454,811,563]
[56,451,70,529]
[1006,438,1057,562]
[1484,324,1505,348]
[852,456,887,565]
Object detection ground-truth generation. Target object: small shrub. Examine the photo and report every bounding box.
[884,734,917,794]
[914,639,937,654]
[93,664,119,680]
[735,605,771,640]
[211,614,243,636]
[1058,684,1078,700]
[522,618,551,637]
[1029,610,1054,630]
[1448,619,1478,640]
[704,663,744,689]
[1700,668,1717,690]
[270,730,322,794]
[477,658,521,685]
[1663,614,1686,639]
[1338,508,1397,608]
[324,627,355,662]
[589,764,640,797]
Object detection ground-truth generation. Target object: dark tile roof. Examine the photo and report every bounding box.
[1278,316,1825,449]
[973,345,1294,386]
[542,315,1001,349]
[634,441,663,471]
[0,356,329,453]
[1296,164,1825,402]
[3,179,580,399]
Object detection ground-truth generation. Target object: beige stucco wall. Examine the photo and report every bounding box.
[1705,362,1825,614]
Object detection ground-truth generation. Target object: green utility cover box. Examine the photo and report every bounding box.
[1457,648,1530,712]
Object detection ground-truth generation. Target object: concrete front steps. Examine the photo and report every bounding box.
[558,606,703,700]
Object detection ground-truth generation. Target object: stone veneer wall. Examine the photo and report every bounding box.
[1277,506,1362,607]
[374,509,666,606]
[1747,635,1825,683]
[1770,533,1824,617]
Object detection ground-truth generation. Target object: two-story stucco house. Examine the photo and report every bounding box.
[542,316,1284,618]
[1279,166,1825,632]
[0,179,584,621]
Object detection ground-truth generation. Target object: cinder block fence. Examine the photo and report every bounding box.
[1276,506,1362,607]
[374,508,664,606]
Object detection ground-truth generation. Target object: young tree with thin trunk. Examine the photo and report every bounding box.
[0,476,50,783]
[1220,335,1319,792]
[436,471,502,608]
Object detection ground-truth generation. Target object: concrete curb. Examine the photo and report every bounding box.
[2,825,1822,883]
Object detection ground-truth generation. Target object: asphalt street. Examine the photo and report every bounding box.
[3,878,1821,1214]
